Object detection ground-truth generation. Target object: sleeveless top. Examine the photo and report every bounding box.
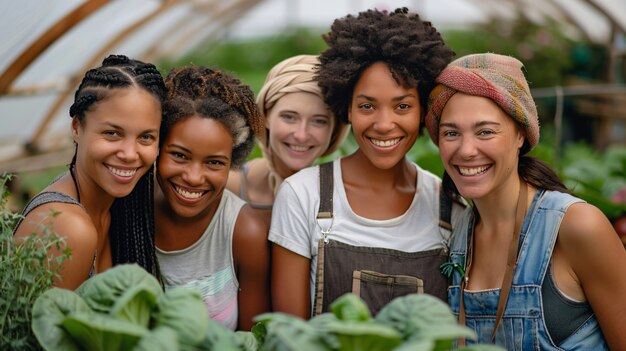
[156,190,245,330]
[448,189,608,350]
[14,191,97,277]
[238,162,273,210]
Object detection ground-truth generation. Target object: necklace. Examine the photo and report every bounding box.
[458,179,528,345]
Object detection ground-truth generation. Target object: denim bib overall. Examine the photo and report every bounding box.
[448,189,608,350]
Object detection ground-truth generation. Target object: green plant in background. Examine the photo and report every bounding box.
[0,173,71,350]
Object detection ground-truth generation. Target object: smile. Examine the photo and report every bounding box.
[288,144,312,152]
[369,137,401,147]
[107,166,137,178]
[174,185,205,199]
[458,165,490,176]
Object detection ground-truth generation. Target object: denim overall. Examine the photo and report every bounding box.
[448,189,608,350]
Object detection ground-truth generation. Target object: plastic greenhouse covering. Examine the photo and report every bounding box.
[1,0,625,173]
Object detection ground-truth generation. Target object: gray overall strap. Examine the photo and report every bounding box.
[317,162,334,219]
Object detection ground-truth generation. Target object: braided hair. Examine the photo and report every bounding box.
[316,7,454,124]
[69,54,166,280]
[161,65,262,168]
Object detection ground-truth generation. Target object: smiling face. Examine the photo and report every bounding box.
[265,91,334,177]
[348,62,421,170]
[157,115,233,219]
[72,87,161,199]
[438,92,524,201]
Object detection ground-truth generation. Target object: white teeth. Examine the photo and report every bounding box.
[108,166,136,177]
[175,186,203,199]
[289,145,309,152]
[370,138,400,147]
[459,166,489,176]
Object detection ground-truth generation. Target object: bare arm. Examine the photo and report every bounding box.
[233,205,271,330]
[14,204,97,290]
[226,169,243,197]
[271,243,311,319]
[558,203,626,350]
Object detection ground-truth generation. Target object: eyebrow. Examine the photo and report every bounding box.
[440,120,501,129]
[102,121,158,134]
[354,94,417,101]
[167,144,231,161]
[280,109,329,119]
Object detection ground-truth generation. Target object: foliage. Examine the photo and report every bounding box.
[0,173,71,350]
[252,293,501,351]
[32,265,501,350]
[32,264,218,351]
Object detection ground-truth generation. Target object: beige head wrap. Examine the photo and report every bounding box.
[256,54,350,192]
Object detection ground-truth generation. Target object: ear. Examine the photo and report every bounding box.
[516,130,525,149]
[71,118,80,143]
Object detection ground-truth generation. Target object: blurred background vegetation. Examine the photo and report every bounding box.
[10,13,626,223]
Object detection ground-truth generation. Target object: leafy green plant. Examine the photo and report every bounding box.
[32,264,218,351]
[0,173,71,350]
[252,293,502,351]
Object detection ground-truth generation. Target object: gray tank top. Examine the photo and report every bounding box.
[542,263,593,344]
[14,191,97,277]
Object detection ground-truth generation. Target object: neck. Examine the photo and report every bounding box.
[71,165,115,220]
[472,175,523,233]
[344,151,414,189]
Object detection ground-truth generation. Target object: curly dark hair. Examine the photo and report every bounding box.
[161,66,263,169]
[317,7,454,124]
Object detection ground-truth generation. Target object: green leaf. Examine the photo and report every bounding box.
[329,293,371,322]
[31,288,90,351]
[195,318,248,351]
[110,285,158,327]
[135,327,180,351]
[255,313,331,351]
[76,264,162,314]
[235,331,259,351]
[322,320,401,351]
[155,287,209,347]
[61,311,148,351]
[375,294,476,344]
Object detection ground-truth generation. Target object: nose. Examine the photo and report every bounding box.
[458,136,478,159]
[293,120,308,142]
[372,108,395,133]
[181,162,204,186]
[116,139,139,163]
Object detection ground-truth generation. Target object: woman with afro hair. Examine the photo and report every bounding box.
[269,7,465,318]
[154,66,269,330]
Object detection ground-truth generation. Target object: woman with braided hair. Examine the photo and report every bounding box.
[14,54,165,289]
[226,54,349,226]
[269,8,465,318]
[155,65,269,331]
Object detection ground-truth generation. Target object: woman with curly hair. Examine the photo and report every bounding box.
[269,8,465,318]
[155,66,269,330]
[227,54,349,227]
[14,54,165,289]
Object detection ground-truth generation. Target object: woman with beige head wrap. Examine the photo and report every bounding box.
[227,54,349,225]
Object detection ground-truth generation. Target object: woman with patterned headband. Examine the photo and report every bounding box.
[426,53,626,350]
[226,54,349,227]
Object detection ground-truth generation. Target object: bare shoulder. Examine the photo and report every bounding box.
[15,202,97,254]
[226,169,243,195]
[233,204,269,247]
[559,202,617,249]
